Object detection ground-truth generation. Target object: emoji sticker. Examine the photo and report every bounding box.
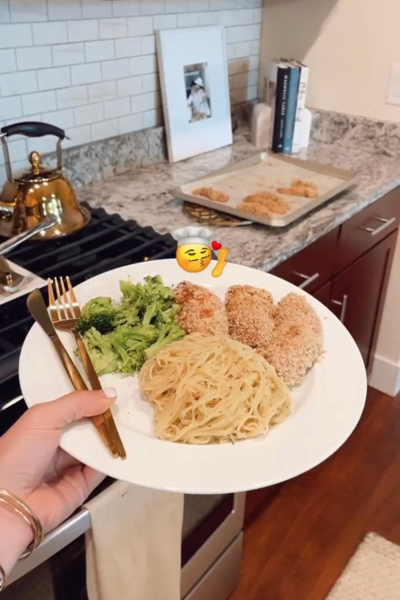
[172,227,229,277]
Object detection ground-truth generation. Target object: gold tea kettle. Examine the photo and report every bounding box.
[0,121,90,240]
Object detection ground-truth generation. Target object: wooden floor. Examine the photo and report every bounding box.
[230,388,400,600]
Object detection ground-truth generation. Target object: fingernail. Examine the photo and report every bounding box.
[102,387,117,399]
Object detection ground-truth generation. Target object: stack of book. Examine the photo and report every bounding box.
[265,59,309,155]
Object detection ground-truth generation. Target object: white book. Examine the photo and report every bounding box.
[290,60,309,154]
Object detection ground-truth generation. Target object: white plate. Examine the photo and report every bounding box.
[19,260,367,494]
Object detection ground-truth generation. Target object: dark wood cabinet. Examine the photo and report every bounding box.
[245,187,399,524]
[330,231,397,368]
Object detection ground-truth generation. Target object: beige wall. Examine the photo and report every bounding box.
[260,0,400,122]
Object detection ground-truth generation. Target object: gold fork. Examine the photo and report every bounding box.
[48,277,126,459]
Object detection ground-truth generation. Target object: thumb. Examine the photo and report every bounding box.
[27,389,117,430]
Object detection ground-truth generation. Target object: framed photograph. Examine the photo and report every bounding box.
[156,27,233,163]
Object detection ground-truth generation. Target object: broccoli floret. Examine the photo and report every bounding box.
[145,323,185,360]
[76,311,116,335]
[84,328,119,375]
[77,296,122,334]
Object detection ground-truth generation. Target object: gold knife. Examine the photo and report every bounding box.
[27,289,119,458]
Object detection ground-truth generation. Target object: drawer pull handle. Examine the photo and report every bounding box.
[332,294,348,323]
[293,272,320,289]
[361,216,396,236]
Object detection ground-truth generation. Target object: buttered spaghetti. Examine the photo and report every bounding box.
[139,333,291,444]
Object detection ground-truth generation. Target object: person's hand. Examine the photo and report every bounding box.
[0,389,116,535]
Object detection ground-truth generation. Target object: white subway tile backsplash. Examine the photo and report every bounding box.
[0,96,22,119]
[165,2,188,13]
[9,0,47,23]
[102,58,130,81]
[17,46,52,70]
[33,22,68,45]
[141,35,156,56]
[128,16,153,37]
[57,85,88,109]
[86,40,115,62]
[68,20,99,42]
[53,43,85,67]
[74,101,104,125]
[198,11,218,25]
[48,0,82,21]
[188,1,209,10]
[131,92,154,114]
[118,112,143,135]
[0,0,259,177]
[219,9,254,26]
[130,55,157,76]
[27,134,58,155]
[154,14,177,30]
[0,49,16,73]
[22,90,56,115]
[88,80,117,103]
[71,63,101,85]
[82,0,112,19]
[178,13,199,27]
[143,108,162,128]
[63,124,90,148]
[38,66,71,91]
[0,24,32,48]
[0,139,27,166]
[142,72,159,93]
[45,108,75,129]
[104,97,130,119]
[0,70,37,95]
[140,2,166,16]
[0,2,10,24]
[117,75,142,98]
[91,118,118,141]
[112,1,140,17]
[99,18,127,40]
[115,37,142,59]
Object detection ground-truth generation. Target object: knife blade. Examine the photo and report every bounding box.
[27,289,118,457]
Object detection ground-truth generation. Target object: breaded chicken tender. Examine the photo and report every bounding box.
[174,281,229,336]
[260,293,322,386]
[225,285,275,348]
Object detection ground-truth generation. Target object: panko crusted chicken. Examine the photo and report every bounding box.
[260,293,323,386]
[225,285,275,348]
[174,281,229,336]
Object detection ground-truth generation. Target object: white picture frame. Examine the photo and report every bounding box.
[156,26,233,163]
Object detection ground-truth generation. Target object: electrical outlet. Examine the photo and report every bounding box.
[387,63,400,106]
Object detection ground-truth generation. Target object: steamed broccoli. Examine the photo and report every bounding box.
[76,296,121,335]
[145,322,185,360]
[79,275,185,376]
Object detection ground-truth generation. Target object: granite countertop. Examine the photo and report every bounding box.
[79,129,400,272]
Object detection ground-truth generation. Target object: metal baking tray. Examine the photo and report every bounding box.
[172,152,359,228]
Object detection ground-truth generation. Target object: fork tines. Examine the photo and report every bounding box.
[48,277,81,320]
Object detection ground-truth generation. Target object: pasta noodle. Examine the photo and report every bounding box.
[139,333,291,444]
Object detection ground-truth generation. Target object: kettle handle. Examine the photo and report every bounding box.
[0,121,66,140]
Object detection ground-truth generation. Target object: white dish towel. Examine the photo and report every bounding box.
[85,480,184,600]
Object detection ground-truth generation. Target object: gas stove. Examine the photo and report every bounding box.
[0,203,177,433]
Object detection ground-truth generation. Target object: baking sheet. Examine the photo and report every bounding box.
[173,152,359,227]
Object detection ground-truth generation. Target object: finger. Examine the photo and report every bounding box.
[26,389,117,430]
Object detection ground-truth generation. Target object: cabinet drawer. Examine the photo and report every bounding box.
[270,228,339,293]
[334,186,400,274]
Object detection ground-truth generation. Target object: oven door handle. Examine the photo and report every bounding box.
[8,507,91,585]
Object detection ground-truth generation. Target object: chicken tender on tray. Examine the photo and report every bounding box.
[260,293,322,386]
[174,281,229,336]
[225,285,275,348]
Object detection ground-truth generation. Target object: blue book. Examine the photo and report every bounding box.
[283,63,300,154]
